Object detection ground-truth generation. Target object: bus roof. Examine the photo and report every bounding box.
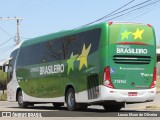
[21,22,154,48]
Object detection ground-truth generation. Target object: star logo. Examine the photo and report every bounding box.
[77,44,91,70]
[132,28,144,40]
[67,52,78,74]
[121,30,132,41]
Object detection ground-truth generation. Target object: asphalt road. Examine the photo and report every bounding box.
[0,93,160,119]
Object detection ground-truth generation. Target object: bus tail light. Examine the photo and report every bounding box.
[150,67,156,88]
[103,67,114,88]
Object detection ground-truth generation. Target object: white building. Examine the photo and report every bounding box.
[0,58,11,71]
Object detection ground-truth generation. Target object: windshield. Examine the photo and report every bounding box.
[109,23,155,45]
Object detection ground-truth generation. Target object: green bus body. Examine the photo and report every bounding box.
[9,22,156,110]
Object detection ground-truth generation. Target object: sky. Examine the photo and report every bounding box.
[0,0,160,60]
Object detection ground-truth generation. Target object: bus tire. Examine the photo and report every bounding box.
[17,90,28,108]
[66,88,77,111]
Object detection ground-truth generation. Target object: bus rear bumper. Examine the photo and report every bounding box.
[101,86,156,102]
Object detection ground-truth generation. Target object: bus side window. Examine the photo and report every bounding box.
[7,49,18,83]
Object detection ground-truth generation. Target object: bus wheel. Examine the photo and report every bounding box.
[17,90,28,108]
[103,104,123,112]
[66,88,77,111]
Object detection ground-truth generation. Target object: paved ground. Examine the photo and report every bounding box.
[0,92,160,112]
[0,90,160,119]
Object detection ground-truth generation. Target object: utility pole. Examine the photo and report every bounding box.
[0,17,23,45]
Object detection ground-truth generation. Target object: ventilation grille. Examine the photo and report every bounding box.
[87,74,99,100]
[113,55,151,64]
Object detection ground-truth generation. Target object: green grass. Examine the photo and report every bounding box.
[0,92,7,101]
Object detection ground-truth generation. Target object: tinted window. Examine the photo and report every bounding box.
[10,49,18,70]
[17,28,101,66]
[7,49,18,82]
[109,24,155,45]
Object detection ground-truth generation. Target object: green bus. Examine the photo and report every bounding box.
[7,22,156,111]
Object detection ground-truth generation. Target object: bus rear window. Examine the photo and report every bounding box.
[109,23,155,45]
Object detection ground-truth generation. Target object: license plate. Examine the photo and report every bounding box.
[128,92,137,96]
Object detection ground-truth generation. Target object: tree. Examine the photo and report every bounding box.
[0,70,7,94]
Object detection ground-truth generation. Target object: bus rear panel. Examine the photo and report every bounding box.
[101,23,156,102]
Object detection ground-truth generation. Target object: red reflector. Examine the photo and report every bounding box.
[128,92,137,96]
[147,24,152,28]
[108,22,113,25]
